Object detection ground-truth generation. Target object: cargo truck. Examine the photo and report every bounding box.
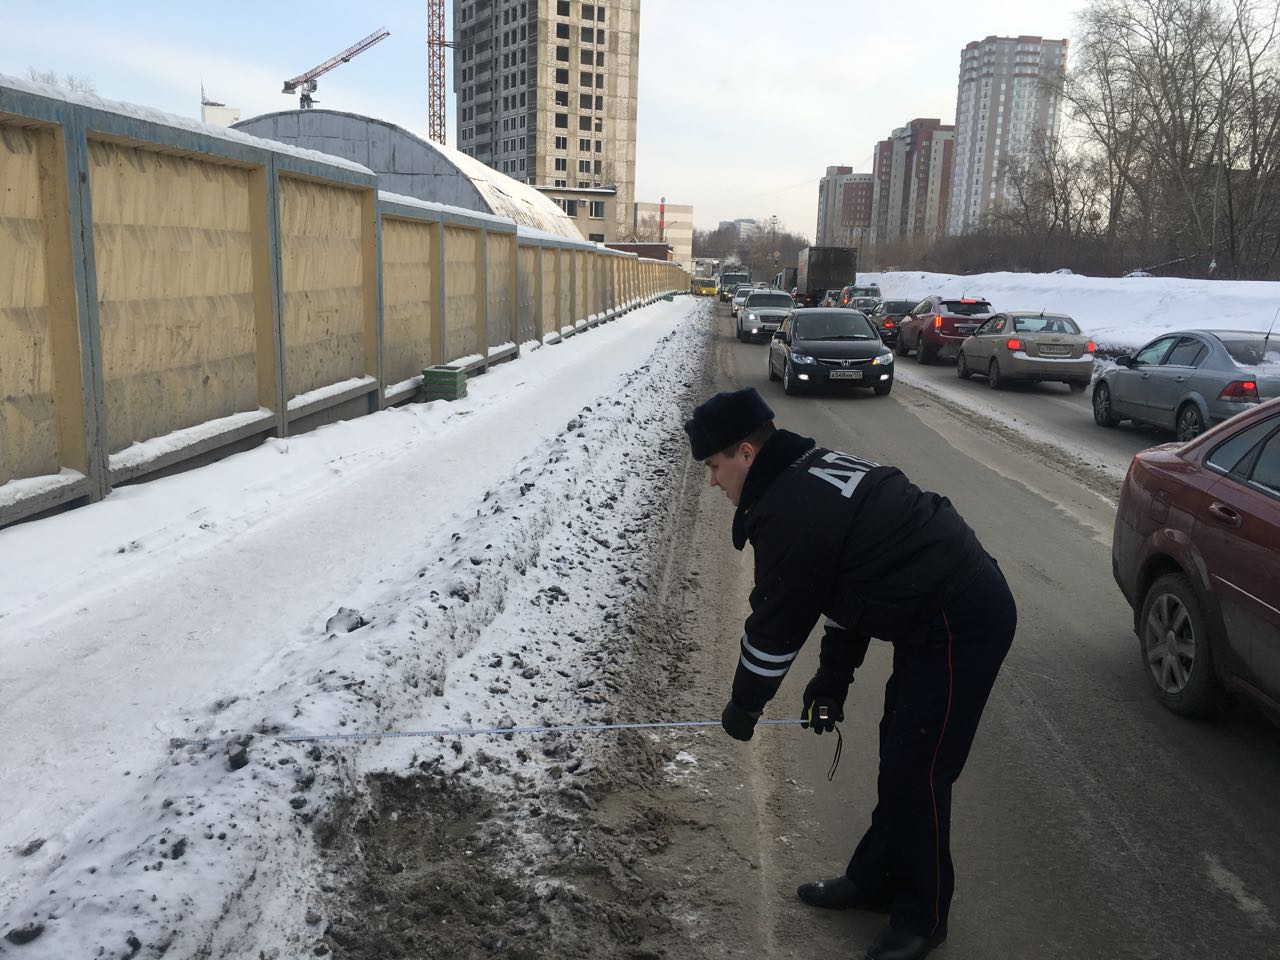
[794,247,857,307]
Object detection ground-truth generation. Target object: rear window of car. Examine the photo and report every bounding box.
[1219,337,1280,366]
[1010,315,1081,335]
[942,300,993,316]
[747,293,793,308]
[882,300,916,313]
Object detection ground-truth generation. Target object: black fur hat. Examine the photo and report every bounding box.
[684,387,775,460]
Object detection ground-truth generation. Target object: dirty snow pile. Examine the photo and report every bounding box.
[862,270,1280,350]
[0,297,711,958]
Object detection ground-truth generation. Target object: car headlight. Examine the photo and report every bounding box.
[872,353,893,365]
[791,353,815,364]
[745,311,757,322]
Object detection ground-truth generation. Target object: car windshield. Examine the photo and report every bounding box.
[883,300,916,313]
[1220,336,1280,366]
[942,300,993,316]
[1010,315,1081,335]
[747,294,793,308]
[795,312,876,340]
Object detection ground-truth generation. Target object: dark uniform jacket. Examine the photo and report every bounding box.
[730,429,988,713]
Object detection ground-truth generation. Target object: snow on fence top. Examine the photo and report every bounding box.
[863,270,1280,350]
[0,73,374,176]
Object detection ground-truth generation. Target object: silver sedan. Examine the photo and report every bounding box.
[1093,329,1280,440]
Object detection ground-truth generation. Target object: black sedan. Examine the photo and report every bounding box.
[766,309,895,396]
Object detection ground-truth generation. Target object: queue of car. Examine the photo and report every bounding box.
[717,282,1279,722]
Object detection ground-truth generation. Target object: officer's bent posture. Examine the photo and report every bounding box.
[684,387,1017,960]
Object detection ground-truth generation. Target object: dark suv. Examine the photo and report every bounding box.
[1112,398,1280,716]
[896,296,994,363]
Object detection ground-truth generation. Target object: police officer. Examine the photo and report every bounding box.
[684,387,1016,960]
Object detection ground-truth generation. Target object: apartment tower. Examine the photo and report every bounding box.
[453,0,641,240]
[869,119,954,248]
[947,35,1068,235]
[816,166,873,247]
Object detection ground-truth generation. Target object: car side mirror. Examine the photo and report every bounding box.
[1114,355,1133,368]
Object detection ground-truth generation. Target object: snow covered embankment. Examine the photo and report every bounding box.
[0,299,713,958]
[861,270,1280,350]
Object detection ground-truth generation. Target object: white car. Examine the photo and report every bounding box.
[731,285,763,318]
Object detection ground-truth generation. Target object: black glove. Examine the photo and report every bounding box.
[800,670,849,735]
[721,699,762,741]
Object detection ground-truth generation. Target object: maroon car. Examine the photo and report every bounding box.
[1112,397,1280,716]
[896,296,994,363]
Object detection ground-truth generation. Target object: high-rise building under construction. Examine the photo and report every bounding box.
[453,0,640,241]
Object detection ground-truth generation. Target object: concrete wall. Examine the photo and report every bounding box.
[0,78,687,527]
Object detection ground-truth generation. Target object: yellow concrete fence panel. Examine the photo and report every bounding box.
[277,176,364,400]
[557,250,572,331]
[539,250,556,338]
[516,245,538,343]
[574,251,587,322]
[88,140,258,454]
[443,225,479,361]
[486,233,514,348]
[380,216,436,386]
[0,123,60,485]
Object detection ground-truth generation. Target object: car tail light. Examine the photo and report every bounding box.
[1086,340,1096,353]
[1218,380,1260,401]
[883,320,894,328]
[933,315,942,329]
[1006,338,1023,351]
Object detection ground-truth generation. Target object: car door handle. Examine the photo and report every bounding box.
[1208,502,1242,527]
[1141,372,1151,379]
[1175,376,1185,383]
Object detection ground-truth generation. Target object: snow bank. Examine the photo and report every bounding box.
[861,270,1280,350]
[0,297,711,957]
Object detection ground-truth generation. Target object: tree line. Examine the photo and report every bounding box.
[870,0,1280,280]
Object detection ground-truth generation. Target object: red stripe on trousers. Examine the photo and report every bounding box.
[929,611,956,936]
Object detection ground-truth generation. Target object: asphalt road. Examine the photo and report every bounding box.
[639,302,1280,960]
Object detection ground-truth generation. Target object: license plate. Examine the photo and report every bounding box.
[764,323,779,331]
[1039,345,1071,356]
[829,370,862,380]
[956,325,977,334]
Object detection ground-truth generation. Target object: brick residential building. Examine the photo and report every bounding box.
[869,119,954,248]
[816,166,873,248]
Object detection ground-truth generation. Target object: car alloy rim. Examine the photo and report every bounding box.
[784,364,791,388]
[1095,387,1110,419]
[1177,408,1203,441]
[1144,592,1196,694]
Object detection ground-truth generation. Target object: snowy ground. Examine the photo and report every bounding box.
[0,297,712,957]
[861,270,1280,350]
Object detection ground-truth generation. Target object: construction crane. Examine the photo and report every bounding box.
[282,27,390,110]
[426,0,449,143]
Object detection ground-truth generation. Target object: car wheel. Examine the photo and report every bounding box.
[767,351,780,381]
[1092,382,1120,427]
[1176,403,1205,441]
[1068,380,1087,393]
[783,361,799,396]
[873,381,892,396]
[957,351,972,379]
[896,333,910,357]
[1138,573,1227,716]
[988,358,1005,389]
[916,340,933,364]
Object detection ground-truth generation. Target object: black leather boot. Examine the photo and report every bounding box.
[865,923,947,960]
[796,876,892,913]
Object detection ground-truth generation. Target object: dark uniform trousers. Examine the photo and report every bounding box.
[845,555,1017,937]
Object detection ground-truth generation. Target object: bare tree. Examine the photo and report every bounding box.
[27,67,96,94]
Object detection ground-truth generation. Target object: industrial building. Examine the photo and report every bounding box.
[232,110,581,239]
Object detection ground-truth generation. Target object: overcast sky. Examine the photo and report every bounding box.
[2,0,1086,239]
